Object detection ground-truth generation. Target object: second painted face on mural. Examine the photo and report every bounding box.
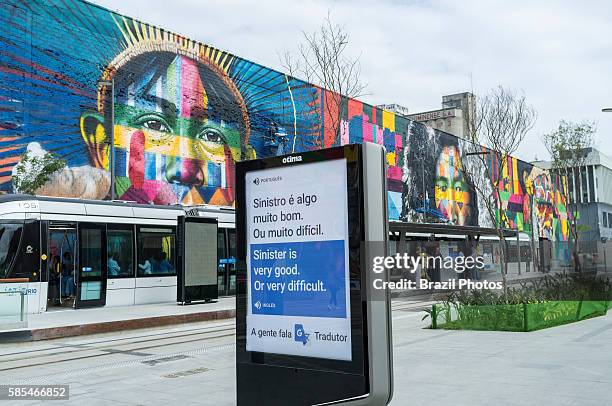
[434,145,471,225]
[533,173,554,237]
[81,51,251,205]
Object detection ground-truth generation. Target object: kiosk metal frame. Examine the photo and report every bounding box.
[235,143,393,406]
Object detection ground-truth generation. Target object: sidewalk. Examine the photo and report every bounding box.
[0,297,235,343]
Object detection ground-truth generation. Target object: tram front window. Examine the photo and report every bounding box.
[0,221,24,279]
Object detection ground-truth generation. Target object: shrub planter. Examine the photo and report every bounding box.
[430,300,609,332]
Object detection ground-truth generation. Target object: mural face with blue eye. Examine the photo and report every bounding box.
[80,51,247,205]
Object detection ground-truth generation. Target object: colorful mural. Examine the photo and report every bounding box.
[0,0,568,241]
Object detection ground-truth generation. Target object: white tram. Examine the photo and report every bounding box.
[0,195,235,314]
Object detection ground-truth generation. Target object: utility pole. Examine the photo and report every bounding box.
[99,79,115,200]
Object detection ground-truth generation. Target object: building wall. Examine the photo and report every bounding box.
[595,164,612,205]
[406,92,474,140]
[599,202,612,241]
[418,110,465,138]
[0,0,568,241]
[577,203,602,242]
[535,149,612,244]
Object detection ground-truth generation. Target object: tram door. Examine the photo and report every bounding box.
[47,223,77,308]
[76,223,107,308]
[217,228,236,296]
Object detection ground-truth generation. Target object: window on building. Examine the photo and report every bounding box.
[588,165,595,203]
[107,226,134,278]
[567,169,575,203]
[137,227,176,277]
[580,166,588,203]
[609,213,612,229]
[572,168,580,203]
[604,212,609,228]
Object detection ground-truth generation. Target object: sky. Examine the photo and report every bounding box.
[90,0,612,162]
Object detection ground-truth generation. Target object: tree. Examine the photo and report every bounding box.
[280,13,367,147]
[543,120,596,272]
[12,145,66,195]
[462,86,537,291]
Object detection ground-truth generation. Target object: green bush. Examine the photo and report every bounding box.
[446,274,611,306]
[425,274,611,331]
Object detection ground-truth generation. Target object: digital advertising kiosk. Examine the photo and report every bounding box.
[236,143,393,405]
[177,215,218,304]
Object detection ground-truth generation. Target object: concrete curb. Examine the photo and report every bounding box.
[0,309,236,343]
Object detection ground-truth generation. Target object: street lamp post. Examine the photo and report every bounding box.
[99,79,115,200]
[601,109,610,270]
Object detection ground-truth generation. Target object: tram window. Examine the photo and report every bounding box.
[217,229,227,288]
[228,229,236,291]
[107,227,134,278]
[228,229,236,263]
[0,221,24,279]
[137,227,176,277]
[0,220,39,282]
[217,230,227,260]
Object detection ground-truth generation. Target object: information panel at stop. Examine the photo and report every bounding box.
[245,157,351,361]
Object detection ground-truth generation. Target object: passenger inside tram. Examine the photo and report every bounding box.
[48,255,61,304]
[107,253,121,276]
[138,256,153,275]
[61,252,75,298]
[159,252,173,273]
[47,227,77,307]
[138,250,174,275]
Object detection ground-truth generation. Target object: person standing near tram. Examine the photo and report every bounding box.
[49,255,61,303]
[61,252,75,298]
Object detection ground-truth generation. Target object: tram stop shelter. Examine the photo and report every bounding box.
[387,221,534,285]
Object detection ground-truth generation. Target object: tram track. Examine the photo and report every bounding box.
[391,300,438,312]
[0,323,237,373]
[3,340,237,386]
[1,321,236,358]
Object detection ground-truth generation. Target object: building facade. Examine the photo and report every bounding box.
[405,93,475,139]
[534,148,612,246]
[0,0,568,244]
